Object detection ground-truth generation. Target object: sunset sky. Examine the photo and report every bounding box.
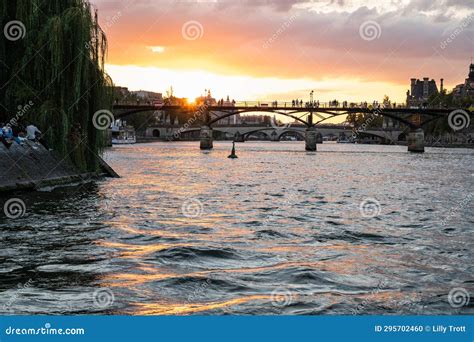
[91,0,474,104]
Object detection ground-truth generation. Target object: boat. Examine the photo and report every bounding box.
[337,139,354,144]
[111,121,136,144]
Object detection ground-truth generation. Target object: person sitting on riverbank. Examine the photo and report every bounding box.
[26,124,41,140]
[1,125,14,149]
[11,122,28,145]
[26,124,50,150]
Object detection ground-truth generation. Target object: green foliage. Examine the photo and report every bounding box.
[0,0,113,171]
[425,91,473,135]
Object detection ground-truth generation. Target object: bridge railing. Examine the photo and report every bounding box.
[113,101,458,110]
[230,101,442,110]
[231,101,373,109]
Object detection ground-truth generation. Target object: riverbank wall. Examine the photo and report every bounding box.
[0,141,117,192]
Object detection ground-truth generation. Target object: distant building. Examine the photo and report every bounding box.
[241,114,271,125]
[132,90,163,102]
[112,86,129,97]
[406,78,439,107]
[195,90,217,106]
[452,63,474,99]
[196,91,241,125]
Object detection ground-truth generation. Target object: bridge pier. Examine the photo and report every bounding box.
[270,131,279,141]
[305,127,317,151]
[234,132,245,142]
[407,128,424,153]
[200,126,213,150]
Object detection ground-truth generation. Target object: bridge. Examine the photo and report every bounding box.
[145,125,403,144]
[112,101,473,153]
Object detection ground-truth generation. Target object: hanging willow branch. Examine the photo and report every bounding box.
[1,0,113,171]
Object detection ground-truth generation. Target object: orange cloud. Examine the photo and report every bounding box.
[92,0,474,100]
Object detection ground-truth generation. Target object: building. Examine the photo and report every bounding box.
[406,78,439,107]
[111,86,129,97]
[195,90,217,106]
[452,63,474,99]
[196,91,241,125]
[241,114,271,125]
[132,90,163,102]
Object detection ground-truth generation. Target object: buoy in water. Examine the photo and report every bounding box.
[228,141,238,159]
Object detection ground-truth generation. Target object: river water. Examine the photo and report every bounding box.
[1,142,473,315]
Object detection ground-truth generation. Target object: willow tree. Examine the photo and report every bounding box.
[0,0,112,171]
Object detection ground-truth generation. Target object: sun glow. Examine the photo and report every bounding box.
[105,64,406,104]
[149,46,165,53]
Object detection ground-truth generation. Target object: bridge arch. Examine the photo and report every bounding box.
[208,109,309,126]
[245,130,272,140]
[238,127,307,141]
[310,110,463,130]
[241,128,277,138]
[277,130,306,141]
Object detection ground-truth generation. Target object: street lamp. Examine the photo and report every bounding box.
[310,90,314,105]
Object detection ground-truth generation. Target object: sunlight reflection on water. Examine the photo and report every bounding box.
[0,141,472,315]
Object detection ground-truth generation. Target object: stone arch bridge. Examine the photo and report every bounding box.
[146,125,403,144]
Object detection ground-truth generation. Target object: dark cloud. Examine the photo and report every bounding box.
[446,0,474,9]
